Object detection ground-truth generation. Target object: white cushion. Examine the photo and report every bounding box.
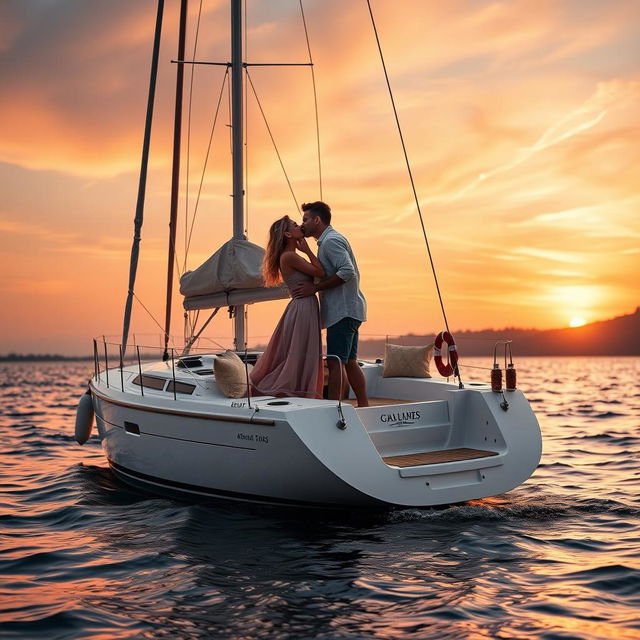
[214,351,248,398]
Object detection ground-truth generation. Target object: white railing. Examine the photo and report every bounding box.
[92,337,239,400]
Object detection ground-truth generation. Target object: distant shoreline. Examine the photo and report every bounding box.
[2,353,639,362]
[0,355,94,362]
[2,308,638,360]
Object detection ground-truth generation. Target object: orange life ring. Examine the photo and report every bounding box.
[434,331,458,377]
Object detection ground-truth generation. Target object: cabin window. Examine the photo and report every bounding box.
[132,374,166,391]
[167,380,196,395]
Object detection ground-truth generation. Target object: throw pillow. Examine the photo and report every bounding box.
[382,343,433,378]
[214,350,248,398]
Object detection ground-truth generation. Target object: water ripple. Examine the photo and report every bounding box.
[0,358,638,639]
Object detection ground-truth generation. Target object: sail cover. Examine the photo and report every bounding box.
[180,238,289,310]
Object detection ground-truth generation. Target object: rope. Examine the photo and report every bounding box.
[299,0,323,200]
[365,1,454,346]
[227,71,233,155]
[244,0,249,237]
[246,69,299,210]
[184,68,230,266]
[184,0,204,272]
[196,335,231,350]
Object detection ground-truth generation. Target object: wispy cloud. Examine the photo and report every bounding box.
[511,199,640,239]
[426,80,640,204]
[511,247,585,264]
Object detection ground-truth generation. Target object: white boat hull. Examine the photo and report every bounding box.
[88,358,542,508]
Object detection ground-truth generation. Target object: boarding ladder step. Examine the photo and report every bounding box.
[383,448,498,468]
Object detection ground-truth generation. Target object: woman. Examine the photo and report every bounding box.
[250,215,324,398]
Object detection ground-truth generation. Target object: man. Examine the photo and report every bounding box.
[293,201,369,407]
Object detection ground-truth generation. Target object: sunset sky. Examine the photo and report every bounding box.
[1,0,639,355]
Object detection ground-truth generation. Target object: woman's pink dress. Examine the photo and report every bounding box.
[250,271,323,399]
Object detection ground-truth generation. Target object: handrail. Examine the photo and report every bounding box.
[324,354,346,430]
[170,348,177,400]
[492,340,513,367]
[119,344,125,392]
[93,340,228,399]
[92,342,369,418]
[103,337,109,388]
[93,338,99,382]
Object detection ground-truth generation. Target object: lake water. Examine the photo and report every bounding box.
[1,357,638,639]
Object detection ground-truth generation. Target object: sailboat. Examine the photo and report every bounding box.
[74,0,542,508]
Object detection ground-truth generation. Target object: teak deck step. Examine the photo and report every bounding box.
[383,448,498,468]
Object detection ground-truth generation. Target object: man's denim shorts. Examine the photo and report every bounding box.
[326,317,361,364]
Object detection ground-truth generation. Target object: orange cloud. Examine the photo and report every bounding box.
[0,0,639,353]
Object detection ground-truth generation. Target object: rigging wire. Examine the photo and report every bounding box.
[365,0,453,341]
[299,0,323,200]
[184,68,230,262]
[244,0,249,237]
[128,295,208,388]
[227,70,233,156]
[184,0,205,273]
[246,69,299,210]
[132,292,174,345]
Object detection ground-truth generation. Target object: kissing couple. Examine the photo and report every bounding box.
[250,201,369,407]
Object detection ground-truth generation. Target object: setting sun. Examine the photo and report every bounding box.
[569,317,587,328]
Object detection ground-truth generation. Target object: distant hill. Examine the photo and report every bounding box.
[358,308,640,358]
[0,353,93,362]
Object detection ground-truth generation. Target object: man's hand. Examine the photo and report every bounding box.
[292,281,316,298]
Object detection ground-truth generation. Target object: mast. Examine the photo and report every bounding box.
[231,0,246,350]
[163,0,188,361]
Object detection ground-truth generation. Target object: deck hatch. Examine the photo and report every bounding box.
[177,357,203,369]
[167,380,196,395]
[132,374,166,391]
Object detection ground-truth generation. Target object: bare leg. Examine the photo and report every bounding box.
[345,359,369,407]
[327,358,344,401]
